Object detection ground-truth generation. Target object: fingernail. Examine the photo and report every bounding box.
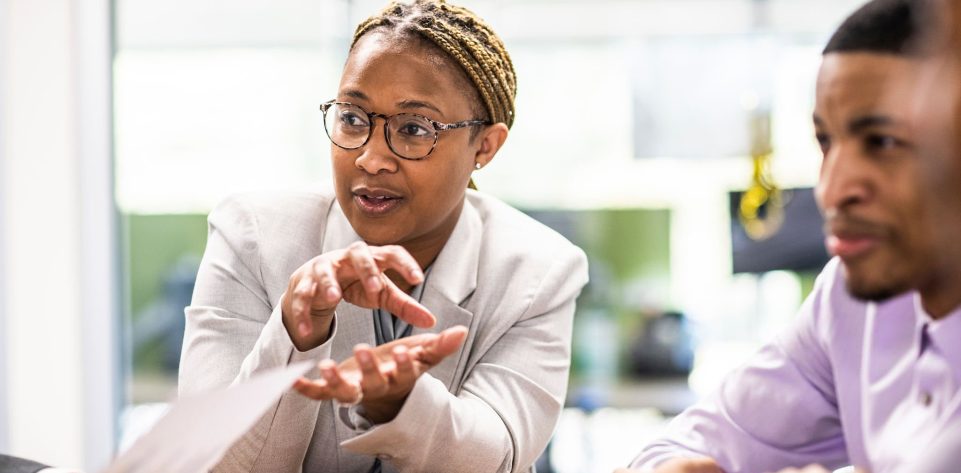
[366,276,381,291]
[396,351,408,363]
[299,322,310,336]
[358,351,371,365]
[327,286,339,301]
[411,268,424,280]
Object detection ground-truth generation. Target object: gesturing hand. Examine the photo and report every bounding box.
[281,242,436,351]
[293,326,468,423]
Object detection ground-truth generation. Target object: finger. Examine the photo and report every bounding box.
[292,377,331,400]
[311,258,341,305]
[420,326,468,365]
[379,278,436,328]
[355,344,390,397]
[345,242,383,294]
[373,245,424,285]
[408,345,426,361]
[391,344,418,386]
[291,276,318,337]
[320,360,362,403]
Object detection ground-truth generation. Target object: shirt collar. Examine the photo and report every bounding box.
[913,293,961,384]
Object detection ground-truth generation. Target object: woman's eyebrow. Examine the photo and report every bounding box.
[397,99,443,116]
[341,89,368,101]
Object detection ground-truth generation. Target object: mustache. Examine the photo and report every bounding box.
[822,211,891,239]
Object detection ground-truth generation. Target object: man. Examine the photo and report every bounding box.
[619,0,961,471]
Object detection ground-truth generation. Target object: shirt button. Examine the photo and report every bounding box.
[920,392,933,406]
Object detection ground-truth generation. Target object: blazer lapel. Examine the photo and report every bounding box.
[411,200,482,390]
[321,198,482,385]
[321,201,377,360]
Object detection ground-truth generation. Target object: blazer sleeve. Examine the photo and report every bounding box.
[627,264,849,473]
[341,247,589,473]
[179,195,334,396]
[178,196,335,472]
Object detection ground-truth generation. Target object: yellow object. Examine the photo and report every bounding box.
[738,110,785,241]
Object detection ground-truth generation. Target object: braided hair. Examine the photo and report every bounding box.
[352,0,517,130]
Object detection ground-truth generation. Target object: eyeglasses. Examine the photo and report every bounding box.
[320,100,490,160]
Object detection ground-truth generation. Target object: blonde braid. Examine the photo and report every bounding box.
[351,0,517,128]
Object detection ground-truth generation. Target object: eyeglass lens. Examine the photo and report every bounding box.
[323,103,437,160]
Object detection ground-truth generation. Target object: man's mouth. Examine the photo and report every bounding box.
[825,234,880,260]
[824,218,888,261]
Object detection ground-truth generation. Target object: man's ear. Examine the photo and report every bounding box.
[472,123,509,169]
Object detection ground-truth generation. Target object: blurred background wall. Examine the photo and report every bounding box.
[0,0,118,469]
[1,1,870,472]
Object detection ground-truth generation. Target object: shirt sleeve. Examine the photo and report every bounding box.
[629,264,849,473]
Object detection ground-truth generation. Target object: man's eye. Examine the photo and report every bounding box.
[815,133,831,153]
[865,134,903,152]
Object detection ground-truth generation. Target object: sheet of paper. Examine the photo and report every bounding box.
[102,361,312,473]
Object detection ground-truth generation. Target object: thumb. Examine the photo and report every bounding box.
[422,326,468,364]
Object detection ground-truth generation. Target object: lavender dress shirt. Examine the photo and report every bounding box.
[629,258,961,473]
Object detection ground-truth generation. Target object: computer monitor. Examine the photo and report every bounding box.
[730,187,830,274]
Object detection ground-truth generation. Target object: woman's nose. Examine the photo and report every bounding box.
[354,120,398,175]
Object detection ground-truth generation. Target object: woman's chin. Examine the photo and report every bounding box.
[350,223,407,246]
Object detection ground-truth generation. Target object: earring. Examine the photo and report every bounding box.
[474,162,482,170]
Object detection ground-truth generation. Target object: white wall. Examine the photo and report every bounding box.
[0,0,119,470]
[0,0,8,455]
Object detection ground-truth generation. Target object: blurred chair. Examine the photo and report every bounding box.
[131,255,198,373]
[627,311,694,377]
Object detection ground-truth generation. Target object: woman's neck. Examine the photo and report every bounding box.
[388,200,464,293]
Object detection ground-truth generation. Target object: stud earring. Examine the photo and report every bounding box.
[474,162,482,170]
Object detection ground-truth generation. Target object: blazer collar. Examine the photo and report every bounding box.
[409,199,480,390]
[421,198,481,306]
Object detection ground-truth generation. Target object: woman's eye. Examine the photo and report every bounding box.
[339,112,368,127]
[397,121,431,137]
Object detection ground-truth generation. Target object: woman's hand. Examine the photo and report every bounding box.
[293,326,468,423]
[281,242,436,351]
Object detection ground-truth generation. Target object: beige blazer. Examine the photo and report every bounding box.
[178,189,589,473]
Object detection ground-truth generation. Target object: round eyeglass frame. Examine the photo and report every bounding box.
[319,100,490,160]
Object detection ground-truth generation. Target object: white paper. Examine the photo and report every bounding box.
[101,361,312,473]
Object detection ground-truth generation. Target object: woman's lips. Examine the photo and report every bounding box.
[353,193,403,215]
[825,234,880,260]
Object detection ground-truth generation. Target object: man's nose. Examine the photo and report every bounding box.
[815,143,872,213]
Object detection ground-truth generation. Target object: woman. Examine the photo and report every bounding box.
[178,1,588,472]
